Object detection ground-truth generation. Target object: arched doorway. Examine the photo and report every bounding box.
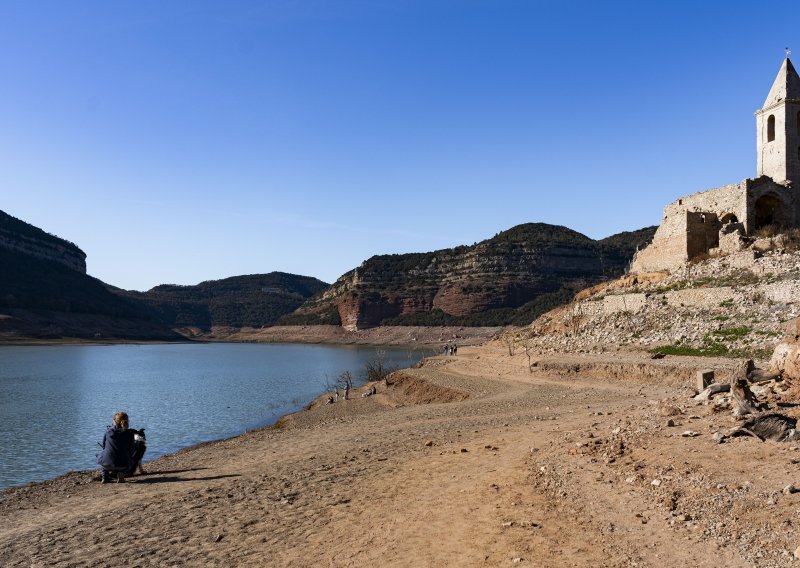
[753,193,786,230]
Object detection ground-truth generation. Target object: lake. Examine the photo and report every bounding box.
[0,343,428,490]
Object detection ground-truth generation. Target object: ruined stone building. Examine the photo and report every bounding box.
[632,58,800,272]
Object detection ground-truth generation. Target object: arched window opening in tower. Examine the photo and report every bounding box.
[768,115,776,142]
[796,111,800,135]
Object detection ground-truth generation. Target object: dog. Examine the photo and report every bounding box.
[129,429,147,475]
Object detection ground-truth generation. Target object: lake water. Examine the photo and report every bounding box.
[0,343,428,490]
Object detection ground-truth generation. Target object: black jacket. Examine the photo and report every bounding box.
[96,425,135,471]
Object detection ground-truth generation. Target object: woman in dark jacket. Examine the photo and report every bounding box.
[96,411,136,483]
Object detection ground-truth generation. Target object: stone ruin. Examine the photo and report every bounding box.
[632,58,800,273]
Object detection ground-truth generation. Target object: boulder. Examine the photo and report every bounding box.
[769,318,800,380]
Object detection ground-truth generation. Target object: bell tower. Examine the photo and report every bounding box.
[756,57,800,183]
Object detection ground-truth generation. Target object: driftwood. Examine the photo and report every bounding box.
[726,413,800,442]
[730,360,763,416]
[731,379,762,416]
[749,368,782,383]
[693,383,730,401]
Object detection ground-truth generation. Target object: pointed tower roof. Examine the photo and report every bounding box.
[762,57,800,108]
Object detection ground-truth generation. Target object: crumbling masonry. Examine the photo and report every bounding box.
[632,58,800,273]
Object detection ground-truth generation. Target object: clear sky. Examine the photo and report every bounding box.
[2,0,797,291]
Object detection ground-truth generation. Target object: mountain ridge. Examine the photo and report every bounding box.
[1,208,655,339]
[282,223,656,330]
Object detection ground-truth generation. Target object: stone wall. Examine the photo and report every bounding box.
[598,293,648,314]
[572,279,800,322]
[676,182,747,223]
[631,182,747,273]
[664,287,734,308]
[629,211,689,273]
[578,287,734,318]
[631,177,796,274]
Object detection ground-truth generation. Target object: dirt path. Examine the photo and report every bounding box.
[1,344,797,566]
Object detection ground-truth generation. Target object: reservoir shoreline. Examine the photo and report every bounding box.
[0,324,505,347]
[0,342,430,490]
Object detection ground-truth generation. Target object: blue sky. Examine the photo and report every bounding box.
[1,0,796,290]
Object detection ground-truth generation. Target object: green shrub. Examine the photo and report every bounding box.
[650,343,729,357]
[709,326,751,340]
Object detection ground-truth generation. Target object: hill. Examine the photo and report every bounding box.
[0,210,326,340]
[282,223,656,330]
[124,273,329,330]
[0,244,179,341]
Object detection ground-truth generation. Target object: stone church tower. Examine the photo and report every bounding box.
[756,57,800,183]
[630,57,800,273]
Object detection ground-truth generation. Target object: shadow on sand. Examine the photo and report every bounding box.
[131,473,241,484]
[139,467,210,475]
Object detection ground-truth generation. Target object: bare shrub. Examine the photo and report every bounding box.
[753,223,782,239]
[688,252,711,265]
[336,370,354,390]
[782,228,800,252]
[502,335,516,356]
[364,350,397,382]
[523,344,537,373]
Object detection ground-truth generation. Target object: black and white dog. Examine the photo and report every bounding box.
[128,428,147,475]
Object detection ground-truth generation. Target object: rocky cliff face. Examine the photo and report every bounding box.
[288,223,656,330]
[0,210,86,273]
[0,210,182,340]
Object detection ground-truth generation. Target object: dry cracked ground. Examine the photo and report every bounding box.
[2,342,800,567]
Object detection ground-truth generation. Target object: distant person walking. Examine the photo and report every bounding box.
[344,384,350,401]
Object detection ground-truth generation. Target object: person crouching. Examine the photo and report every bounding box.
[96,411,136,483]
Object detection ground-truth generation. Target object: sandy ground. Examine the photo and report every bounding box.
[2,341,800,567]
[182,325,505,346]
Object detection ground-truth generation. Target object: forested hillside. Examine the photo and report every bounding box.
[125,273,329,329]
